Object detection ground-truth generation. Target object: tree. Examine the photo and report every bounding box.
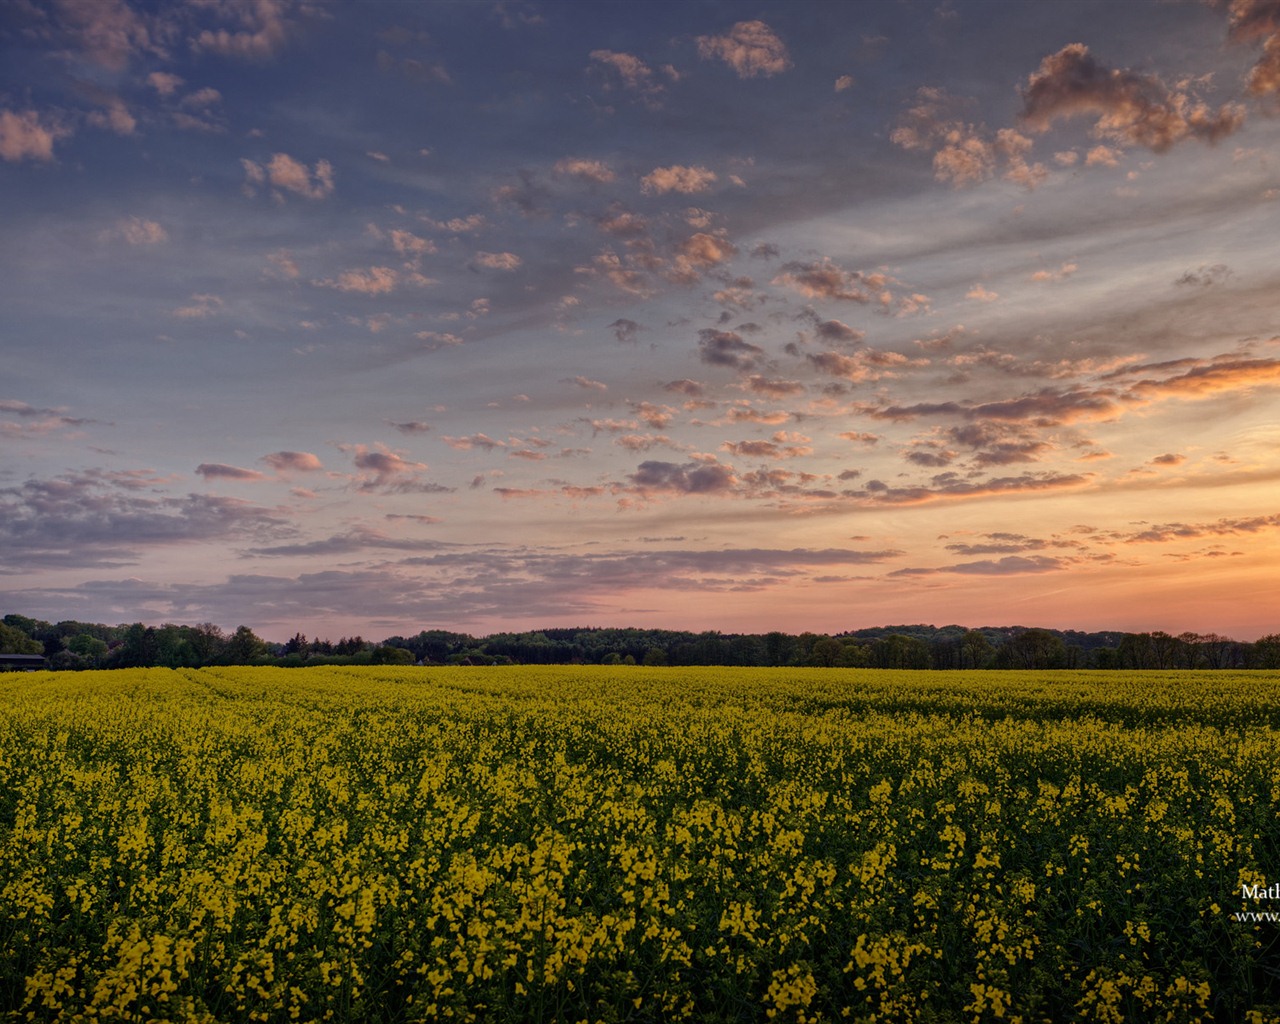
[0,621,42,655]
[870,634,931,669]
[68,633,109,667]
[225,625,268,664]
[960,630,995,669]
[1252,635,1280,669]
[998,628,1066,670]
[370,644,414,665]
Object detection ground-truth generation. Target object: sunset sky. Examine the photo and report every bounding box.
[3,0,1280,641]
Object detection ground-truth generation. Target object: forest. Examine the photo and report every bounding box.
[3,613,1279,671]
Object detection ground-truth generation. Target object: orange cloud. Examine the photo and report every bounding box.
[1020,43,1244,151]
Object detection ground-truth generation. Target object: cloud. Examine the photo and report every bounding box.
[891,88,1048,188]
[628,459,739,495]
[641,165,718,195]
[745,375,805,398]
[8,544,907,629]
[389,421,432,435]
[663,379,706,398]
[944,532,1053,556]
[114,217,168,245]
[806,348,928,382]
[390,229,435,256]
[596,205,648,238]
[87,98,136,136]
[474,251,523,270]
[441,433,504,451]
[554,157,615,183]
[966,284,999,302]
[721,432,812,459]
[173,294,224,319]
[1019,43,1244,151]
[0,400,94,440]
[0,109,67,162]
[613,433,676,453]
[1125,357,1280,402]
[696,20,792,78]
[261,451,324,472]
[589,49,664,102]
[847,471,1091,507]
[814,319,866,345]
[1175,263,1231,287]
[51,0,162,72]
[242,153,335,200]
[1109,512,1280,545]
[563,375,607,391]
[1030,262,1077,282]
[1224,0,1280,97]
[609,318,641,344]
[192,0,296,59]
[773,259,891,304]
[316,266,399,294]
[0,472,289,571]
[698,329,765,370]
[892,555,1068,577]
[147,72,184,96]
[195,463,267,482]
[340,443,437,493]
[245,526,448,558]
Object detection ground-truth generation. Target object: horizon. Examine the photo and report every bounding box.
[4,1,1280,640]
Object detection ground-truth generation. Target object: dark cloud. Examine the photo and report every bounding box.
[196,463,266,481]
[244,527,451,557]
[892,554,1068,577]
[846,471,1091,507]
[609,318,641,343]
[1175,263,1232,287]
[663,379,706,397]
[745,375,805,397]
[389,420,432,434]
[698,329,765,370]
[814,319,865,345]
[629,459,738,494]
[6,544,903,633]
[0,472,291,572]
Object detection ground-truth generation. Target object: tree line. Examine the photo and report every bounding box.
[3,614,1279,671]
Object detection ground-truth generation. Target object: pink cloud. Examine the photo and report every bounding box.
[261,451,324,472]
[554,157,616,183]
[0,109,67,163]
[317,266,399,294]
[243,153,335,200]
[696,20,792,78]
[640,165,718,195]
[474,251,523,270]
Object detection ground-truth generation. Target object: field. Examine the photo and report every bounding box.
[2,666,1280,1023]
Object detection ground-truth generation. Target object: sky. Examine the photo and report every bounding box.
[3,0,1280,642]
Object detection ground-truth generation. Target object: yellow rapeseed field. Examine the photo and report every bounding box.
[2,666,1280,1022]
